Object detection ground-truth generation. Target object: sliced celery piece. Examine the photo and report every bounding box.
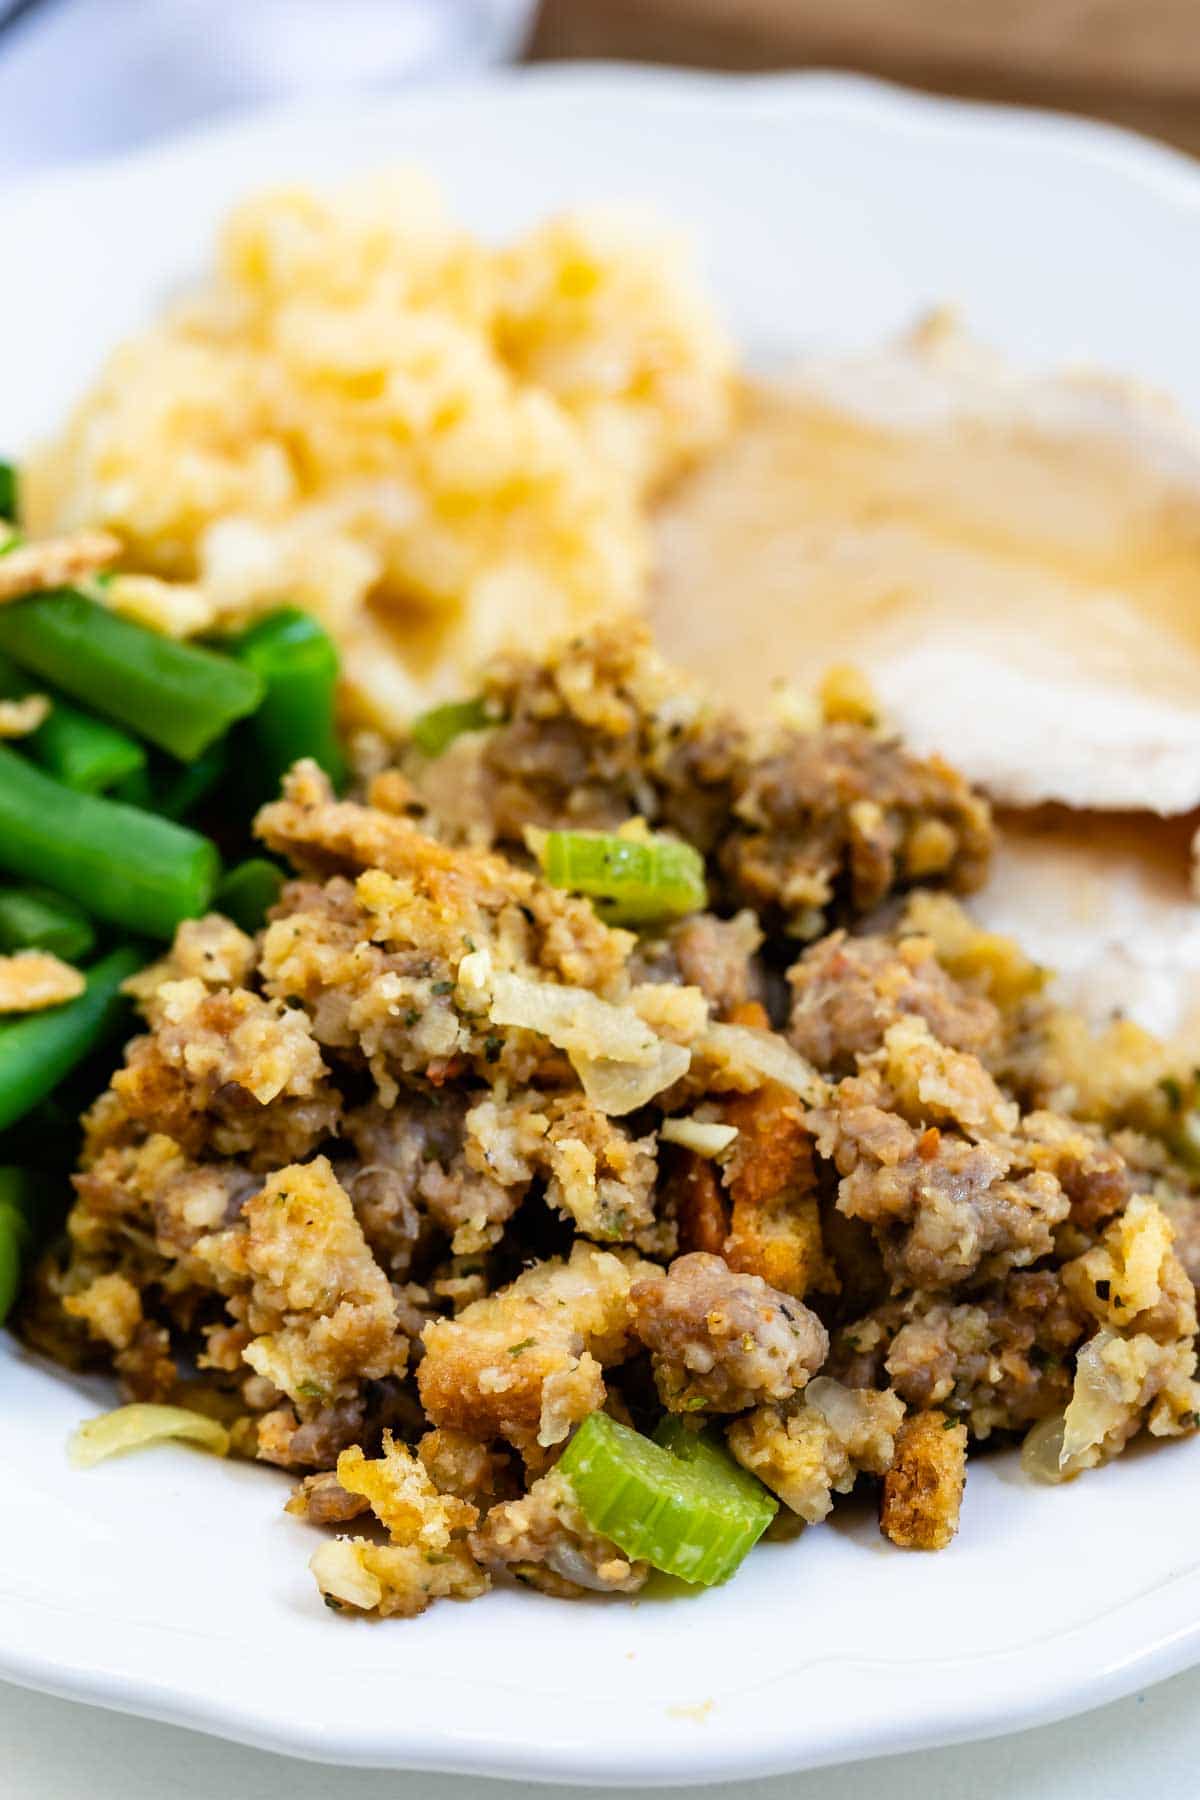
[409,696,493,758]
[537,828,706,926]
[558,1411,775,1586]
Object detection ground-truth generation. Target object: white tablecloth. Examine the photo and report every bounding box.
[4,1665,1199,1798]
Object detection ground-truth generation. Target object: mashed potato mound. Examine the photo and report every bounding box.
[25,173,734,730]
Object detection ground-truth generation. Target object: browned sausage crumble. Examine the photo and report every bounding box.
[24,625,1200,1618]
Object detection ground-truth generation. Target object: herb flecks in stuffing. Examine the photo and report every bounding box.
[24,625,1200,1618]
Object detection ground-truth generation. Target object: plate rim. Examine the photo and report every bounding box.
[5,61,1200,1784]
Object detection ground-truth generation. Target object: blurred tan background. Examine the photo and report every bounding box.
[531,1,1200,154]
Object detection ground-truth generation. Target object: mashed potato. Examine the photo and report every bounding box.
[26,173,734,730]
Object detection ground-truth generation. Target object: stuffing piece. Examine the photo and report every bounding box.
[101,572,214,638]
[472,1466,648,1597]
[103,981,338,1169]
[418,1242,653,1460]
[719,730,991,930]
[787,929,1000,1075]
[28,622,1200,1619]
[880,1411,967,1550]
[875,1016,1017,1141]
[197,1158,405,1412]
[808,1070,1069,1290]
[1051,1199,1200,1476]
[310,1435,487,1618]
[665,1149,730,1256]
[1018,1111,1133,1235]
[1062,1194,1192,1341]
[0,693,50,737]
[0,951,85,1012]
[125,915,258,1018]
[629,1251,828,1412]
[833,1271,1089,1440]
[536,1095,659,1245]
[728,1377,905,1522]
[414,622,991,936]
[417,1428,518,1510]
[0,527,120,601]
[73,1134,257,1260]
[285,1470,371,1526]
[720,1083,837,1298]
[660,910,765,1020]
[342,1092,520,1260]
[901,891,1044,1009]
[62,1271,143,1352]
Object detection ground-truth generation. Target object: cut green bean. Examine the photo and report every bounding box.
[0,1167,62,1324]
[226,608,346,790]
[216,858,284,932]
[0,885,95,960]
[410,696,493,758]
[0,590,263,760]
[536,828,707,925]
[0,946,140,1135]
[0,461,16,524]
[0,1093,85,1178]
[0,649,146,792]
[0,1201,28,1324]
[0,747,218,937]
[155,737,231,821]
[110,765,154,809]
[0,1167,38,1224]
[558,1411,776,1586]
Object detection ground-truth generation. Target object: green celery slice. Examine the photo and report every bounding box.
[409,696,493,758]
[652,1415,781,1511]
[557,1411,776,1587]
[537,828,707,925]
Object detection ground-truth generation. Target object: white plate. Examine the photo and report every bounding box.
[4,65,1200,1787]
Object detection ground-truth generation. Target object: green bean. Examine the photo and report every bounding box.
[0,1169,47,1324]
[155,736,231,821]
[0,1167,42,1232]
[0,649,146,792]
[215,858,284,933]
[0,946,140,1135]
[109,765,154,808]
[0,590,263,760]
[410,696,493,758]
[226,608,346,790]
[0,1094,84,1178]
[0,461,16,524]
[0,747,218,937]
[0,1201,28,1324]
[0,885,95,960]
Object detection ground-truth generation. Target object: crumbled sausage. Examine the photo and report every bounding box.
[629,1251,828,1412]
